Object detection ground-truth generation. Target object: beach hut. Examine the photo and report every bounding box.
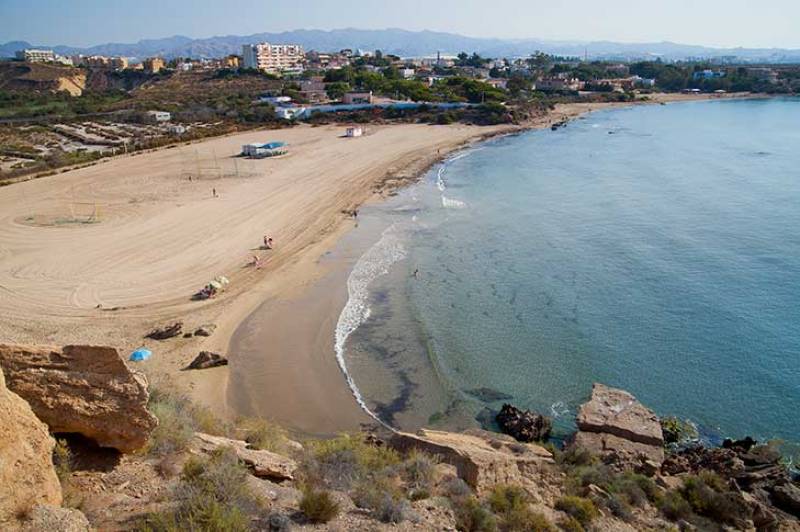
[345,126,364,138]
[129,347,152,362]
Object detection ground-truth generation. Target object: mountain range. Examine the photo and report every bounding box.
[3,28,800,63]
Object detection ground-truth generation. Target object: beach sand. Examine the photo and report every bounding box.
[0,93,752,433]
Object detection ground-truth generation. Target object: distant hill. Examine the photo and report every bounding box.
[3,28,800,63]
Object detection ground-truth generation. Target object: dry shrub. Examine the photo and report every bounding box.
[146,385,229,456]
[299,487,340,523]
[489,485,555,532]
[236,417,289,454]
[140,447,261,531]
[452,495,497,532]
[554,496,598,526]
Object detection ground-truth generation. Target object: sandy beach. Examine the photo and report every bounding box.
[0,93,753,434]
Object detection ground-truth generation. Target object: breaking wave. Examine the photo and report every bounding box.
[334,224,407,427]
[442,196,467,209]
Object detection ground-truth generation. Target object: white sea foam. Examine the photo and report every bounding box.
[441,195,467,209]
[550,401,570,418]
[436,165,447,192]
[334,224,407,427]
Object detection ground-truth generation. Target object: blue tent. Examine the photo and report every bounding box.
[129,348,152,362]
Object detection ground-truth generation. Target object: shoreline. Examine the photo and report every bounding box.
[0,92,766,435]
[223,91,763,436]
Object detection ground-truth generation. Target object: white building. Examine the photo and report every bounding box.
[16,49,72,65]
[400,68,416,79]
[146,111,171,122]
[242,42,305,74]
[345,126,364,137]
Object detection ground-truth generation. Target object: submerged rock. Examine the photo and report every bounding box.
[495,403,552,442]
[185,351,228,370]
[0,344,157,453]
[465,387,513,402]
[0,367,62,527]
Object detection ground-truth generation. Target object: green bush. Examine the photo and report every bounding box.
[680,474,749,525]
[452,495,498,532]
[236,417,289,453]
[141,447,260,531]
[301,433,400,489]
[488,485,554,531]
[402,450,438,495]
[556,516,585,532]
[52,439,73,482]
[659,490,692,521]
[554,496,598,526]
[299,487,340,523]
[146,385,229,456]
[660,417,698,445]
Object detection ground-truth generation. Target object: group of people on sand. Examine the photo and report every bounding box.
[250,235,275,269]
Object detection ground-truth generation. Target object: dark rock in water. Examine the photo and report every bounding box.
[474,407,497,431]
[466,387,513,403]
[146,322,183,340]
[185,351,228,370]
[495,403,552,443]
[723,436,757,453]
[194,324,217,337]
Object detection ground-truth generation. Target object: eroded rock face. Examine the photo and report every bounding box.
[0,344,158,453]
[496,403,552,443]
[390,428,559,499]
[0,367,62,528]
[570,383,665,471]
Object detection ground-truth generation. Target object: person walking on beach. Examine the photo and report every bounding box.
[251,254,261,269]
[212,187,217,198]
[263,235,271,249]
[413,268,419,278]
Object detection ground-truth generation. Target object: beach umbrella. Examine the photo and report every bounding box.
[129,347,152,362]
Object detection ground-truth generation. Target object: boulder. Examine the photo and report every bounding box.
[576,383,664,447]
[145,322,182,340]
[570,383,665,471]
[0,367,62,528]
[771,483,800,518]
[191,432,297,482]
[572,431,664,468]
[389,428,558,497]
[21,505,90,532]
[185,351,228,370]
[496,403,552,442]
[193,324,217,337]
[0,344,158,453]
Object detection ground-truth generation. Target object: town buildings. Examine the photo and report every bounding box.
[143,57,165,73]
[242,43,305,74]
[16,49,72,65]
[72,55,129,70]
[342,91,373,104]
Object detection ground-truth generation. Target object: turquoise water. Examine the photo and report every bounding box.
[341,98,800,445]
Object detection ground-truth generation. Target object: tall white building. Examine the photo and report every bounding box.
[16,49,71,65]
[242,43,304,74]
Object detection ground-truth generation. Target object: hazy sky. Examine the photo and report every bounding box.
[2,0,799,49]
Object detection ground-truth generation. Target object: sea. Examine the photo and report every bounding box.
[334,97,800,455]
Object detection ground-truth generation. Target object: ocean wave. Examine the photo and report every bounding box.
[436,165,447,192]
[441,195,467,209]
[334,224,407,428]
[550,401,570,418]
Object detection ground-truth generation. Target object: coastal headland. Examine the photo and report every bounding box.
[0,92,755,436]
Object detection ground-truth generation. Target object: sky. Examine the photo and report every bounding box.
[1,0,799,49]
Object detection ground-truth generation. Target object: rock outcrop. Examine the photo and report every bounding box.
[496,403,552,442]
[191,432,297,482]
[570,383,665,469]
[0,367,62,528]
[390,428,559,499]
[21,505,90,532]
[145,322,183,340]
[0,344,158,453]
[185,351,228,370]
